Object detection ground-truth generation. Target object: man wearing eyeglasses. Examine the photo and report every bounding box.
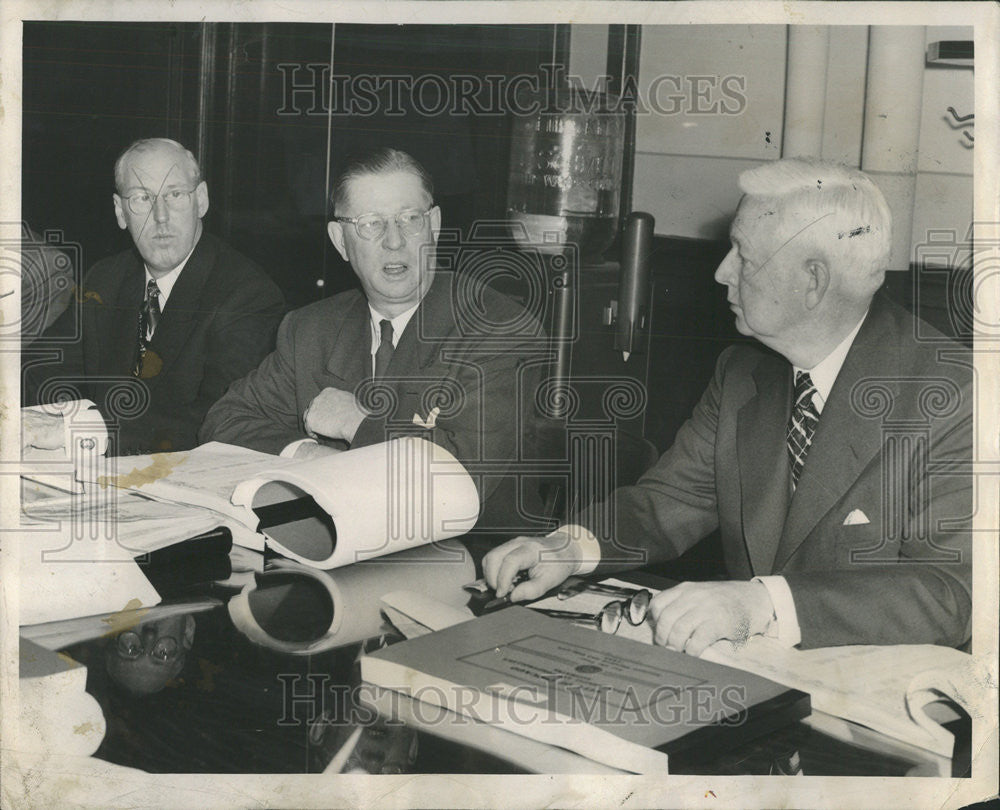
[201,147,547,540]
[484,158,972,653]
[103,613,196,696]
[22,138,285,454]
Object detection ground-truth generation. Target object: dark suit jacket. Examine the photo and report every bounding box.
[580,294,972,649]
[29,232,285,453]
[200,273,550,538]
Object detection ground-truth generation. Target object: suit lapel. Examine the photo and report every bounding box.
[147,235,213,375]
[774,300,898,569]
[324,293,371,385]
[737,353,793,575]
[104,253,145,374]
[391,274,455,374]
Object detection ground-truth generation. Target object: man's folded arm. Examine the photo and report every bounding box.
[352,333,543,505]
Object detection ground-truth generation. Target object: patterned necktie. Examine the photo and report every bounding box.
[373,319,394,379]
[142,279,162,338]
[786,370,820,488]
[134,279,162,376]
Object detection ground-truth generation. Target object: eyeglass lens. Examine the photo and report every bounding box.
[126,189,194,216]
[116,631,179,661]
[355,210,426,240]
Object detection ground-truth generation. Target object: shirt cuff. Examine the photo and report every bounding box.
[29,398,108,456]
[752,575,802,647]
[555,524,602,576]
[281,438,317,458]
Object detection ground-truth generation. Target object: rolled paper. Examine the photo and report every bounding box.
[227,540,475,654]
[230,436,480,569]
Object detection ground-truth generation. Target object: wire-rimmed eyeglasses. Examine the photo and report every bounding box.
[115,631,181,662]
[532,588,652,635]
[333,207,433,241]
[120,188,198,217]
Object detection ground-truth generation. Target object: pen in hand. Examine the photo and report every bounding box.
[463,571,530,612]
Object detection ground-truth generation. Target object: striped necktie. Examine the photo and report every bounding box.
[786,370,820,488]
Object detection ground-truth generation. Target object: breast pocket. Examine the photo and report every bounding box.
[834,511,901,564]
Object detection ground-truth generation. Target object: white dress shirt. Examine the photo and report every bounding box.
[142,245,195,338]
[367,301,419,376]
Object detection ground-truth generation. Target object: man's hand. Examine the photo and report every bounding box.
[292,441,343,460]
[303,387,369,443]
[649,580,774,657]
[21,409,65,453]
[482,531,582,602]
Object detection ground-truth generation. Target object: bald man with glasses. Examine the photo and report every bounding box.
[23,138,285,454]
[201,147,548,545]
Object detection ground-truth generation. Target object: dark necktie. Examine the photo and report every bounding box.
[134,279,162,376]
[142,279,162,337]
[786,370,820,488]
[373,318,394,379]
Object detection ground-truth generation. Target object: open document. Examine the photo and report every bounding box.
[77,437,481,569]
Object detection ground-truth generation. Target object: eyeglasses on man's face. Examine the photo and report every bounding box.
[120,188,198,217]
[333,207,433,241]
[116,630,181,662]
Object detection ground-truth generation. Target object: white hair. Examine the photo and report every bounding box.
[738,158,892,295]
[114,138,202,193]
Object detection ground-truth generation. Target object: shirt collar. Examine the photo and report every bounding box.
[795,310,868,412]
[143,243,197,305]
[368,301,421,353]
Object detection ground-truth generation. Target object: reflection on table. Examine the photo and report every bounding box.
[39,565,968,778]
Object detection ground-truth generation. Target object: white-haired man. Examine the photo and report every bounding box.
[23,138,285,454]
[485,158,972,653]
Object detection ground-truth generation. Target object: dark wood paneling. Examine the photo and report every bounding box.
[22,22,201,269]
[23,22,562,308]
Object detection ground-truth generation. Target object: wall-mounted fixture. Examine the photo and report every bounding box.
[946,105,974,146]
[926,40,973,67]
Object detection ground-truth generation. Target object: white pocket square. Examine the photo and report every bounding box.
[843,509,870,526]
[412,406,440,429]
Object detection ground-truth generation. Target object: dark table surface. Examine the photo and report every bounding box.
[60,552,969,778]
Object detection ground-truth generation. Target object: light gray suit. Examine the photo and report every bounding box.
[579,294,972,649]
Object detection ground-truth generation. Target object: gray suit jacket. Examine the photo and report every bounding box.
[579,294,972,648]
[201,273,551,538]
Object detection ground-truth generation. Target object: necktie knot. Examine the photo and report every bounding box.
[786,371,820,488]
[793,370,817,410]
[143,279,162,335]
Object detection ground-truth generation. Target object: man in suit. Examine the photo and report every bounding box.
[200,147,547,538]
[22,138,285,454]
[484,158,972,652]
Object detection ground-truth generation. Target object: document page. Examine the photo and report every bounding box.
[77,442,297,527]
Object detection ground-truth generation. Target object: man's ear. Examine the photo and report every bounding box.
[429,205,442,243]
[327,220,349,262]
[194,180,210,219]
[113,194,128,230]
[803,259,830,310]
